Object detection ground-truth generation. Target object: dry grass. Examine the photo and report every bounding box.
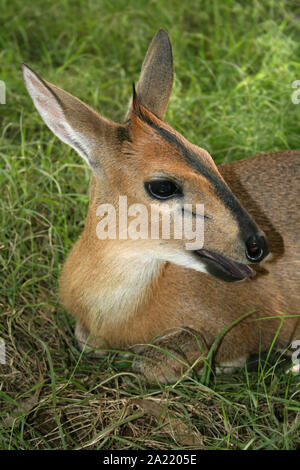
[1,297,299,449]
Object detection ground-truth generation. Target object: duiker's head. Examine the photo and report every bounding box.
[22,29,268,282]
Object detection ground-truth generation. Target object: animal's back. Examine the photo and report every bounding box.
[219,150,300,326]
[220,150,300,298]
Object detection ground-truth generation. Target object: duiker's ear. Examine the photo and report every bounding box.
[21,64,120,171]
[125,28,173,121]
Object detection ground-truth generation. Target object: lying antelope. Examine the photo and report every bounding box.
[22,29,300,383]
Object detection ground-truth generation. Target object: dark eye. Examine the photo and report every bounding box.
[145,180,182,200]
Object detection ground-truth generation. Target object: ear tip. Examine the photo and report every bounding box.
[20,62,31,72]
[156,28,172,45]
[20,63,35,81]
[21,63,45,89]
[153,28,173,61]
[156,28,170,38]
[20,63,27,74]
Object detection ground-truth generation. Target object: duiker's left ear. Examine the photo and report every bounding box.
[22,64,120,171]
[125,28,174,121]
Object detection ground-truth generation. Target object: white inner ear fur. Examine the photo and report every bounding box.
[22,66,91,165]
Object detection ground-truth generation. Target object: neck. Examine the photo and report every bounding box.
[85,243,164,327]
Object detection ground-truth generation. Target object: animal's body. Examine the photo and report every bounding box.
[22,30,300,382]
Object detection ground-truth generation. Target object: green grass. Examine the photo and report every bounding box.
[1,0,300,450]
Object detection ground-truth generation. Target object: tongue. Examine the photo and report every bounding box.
[197,249,256,280]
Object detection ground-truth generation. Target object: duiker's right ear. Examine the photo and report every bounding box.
[125,28,174,121]
[21,64,119,171]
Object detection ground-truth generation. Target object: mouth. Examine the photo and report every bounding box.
[194,249,256,282]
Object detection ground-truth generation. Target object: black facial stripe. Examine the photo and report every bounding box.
[139,110,258,239]
[181,207,212,220]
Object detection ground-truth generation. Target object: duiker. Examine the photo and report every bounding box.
[22,29,300,382]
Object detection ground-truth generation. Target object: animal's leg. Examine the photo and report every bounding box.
[131,327,209,383]
[75,321,108,357]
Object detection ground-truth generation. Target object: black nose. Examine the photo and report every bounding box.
[245,235,269,263]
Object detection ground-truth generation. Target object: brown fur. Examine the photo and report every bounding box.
[22,30,300,383]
